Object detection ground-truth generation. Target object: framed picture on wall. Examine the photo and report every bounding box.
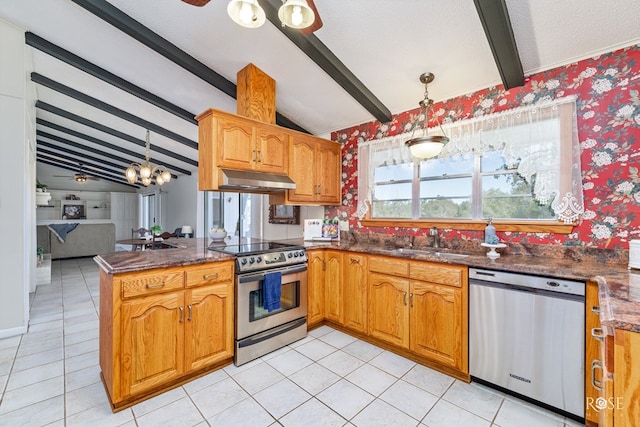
[62,204,85,220]
[268,205,300,225]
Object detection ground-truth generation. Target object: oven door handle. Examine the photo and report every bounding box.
[237,317,307,348]
[239,264,308,283]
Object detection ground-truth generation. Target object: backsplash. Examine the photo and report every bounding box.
[328,44,640,250]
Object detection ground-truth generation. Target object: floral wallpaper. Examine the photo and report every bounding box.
[327,44,640,250]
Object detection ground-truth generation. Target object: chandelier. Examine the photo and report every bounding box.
[227,0,315,29]
[125,130,172,186]
[405,72,449,159]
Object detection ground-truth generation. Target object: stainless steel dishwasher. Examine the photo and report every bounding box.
[469,268,585,420]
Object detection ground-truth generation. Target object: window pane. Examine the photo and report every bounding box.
[420,197,471,218]
[374,163,413,182]
[482,174,555,219]
[481,150,511,172]
[420,177,472,198]
[420,156,473,177]
[372,200,412,218]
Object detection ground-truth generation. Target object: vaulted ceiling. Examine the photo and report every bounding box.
[2,0,639,191]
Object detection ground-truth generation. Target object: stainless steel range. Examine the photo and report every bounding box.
[210,242,308,365]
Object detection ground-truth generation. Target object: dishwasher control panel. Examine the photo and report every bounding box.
[469,268,585,296]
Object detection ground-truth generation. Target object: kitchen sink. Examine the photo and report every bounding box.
[391,247,470,259]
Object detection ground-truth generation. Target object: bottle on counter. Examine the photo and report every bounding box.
[484,217,498,244]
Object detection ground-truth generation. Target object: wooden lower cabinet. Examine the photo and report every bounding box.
[307,251,325,326]
[100,261,234,411]
[324,250,343,324]
[342,253,368,334]
[368,272,410,348]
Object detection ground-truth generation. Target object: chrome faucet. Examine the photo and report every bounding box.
[429,226,439,248]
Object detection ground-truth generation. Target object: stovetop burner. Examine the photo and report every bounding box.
[211,241,302,256]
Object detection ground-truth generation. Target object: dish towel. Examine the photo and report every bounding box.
[47,223,79,243]
[263,271,282,312]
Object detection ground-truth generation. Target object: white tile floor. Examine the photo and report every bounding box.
[0,258,584,427]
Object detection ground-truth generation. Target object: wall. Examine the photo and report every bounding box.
[328,45,640,250]
[162,173,199,236]
[0,18,33,336]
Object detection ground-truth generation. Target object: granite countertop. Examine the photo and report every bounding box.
[94,237,235,274]
[94,236,640,333]
[299,239,640,333]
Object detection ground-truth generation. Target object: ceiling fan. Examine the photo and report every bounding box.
[54,165,100,183]
[181,0,323,33]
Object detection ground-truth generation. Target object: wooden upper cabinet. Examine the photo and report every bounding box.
[216,115,256,171]
[255,126,289,174]
[270,134,342,206]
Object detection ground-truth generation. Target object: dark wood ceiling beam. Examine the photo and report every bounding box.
[37,155,140,188]
[31,72,199,149]
[37,132,184,178]
[36,118,194,173]
[70,0,309,133]
[261,0,392,123]
[25,32,198,124]
[473,0,524,89]
[38,146,130,178]
[35,101,197,168]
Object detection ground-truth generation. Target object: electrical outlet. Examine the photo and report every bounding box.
[339,220,349,231]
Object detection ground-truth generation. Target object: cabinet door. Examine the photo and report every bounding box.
[324,250,343,324]
[585,280,602,424]
[307,251,325,326]
[184,282,234,372]
[315,140,342,205]
[217,116,256,170]
[343,253,368,333]
[287,136,317,203]
[368,272,409,348]
[256,126,289,174]
[410,281,463,370]
[121,292,184,397]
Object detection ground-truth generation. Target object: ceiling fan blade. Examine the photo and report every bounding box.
[181,0,211,6]
[87,177,100,181]
[53,175,73,178]
[300,0,323,35]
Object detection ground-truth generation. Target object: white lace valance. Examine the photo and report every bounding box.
[357,96,584,224]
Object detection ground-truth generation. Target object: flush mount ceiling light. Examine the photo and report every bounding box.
[227,0,266,28]
[125,130,172,186]
[278,0,315,29]
[405,72,450,159]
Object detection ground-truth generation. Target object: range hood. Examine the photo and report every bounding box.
[218,169,296,192]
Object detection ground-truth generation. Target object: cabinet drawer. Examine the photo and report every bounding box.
[410,262,462,287]
[368,256,409,277]
[121,270,184,298]
[185,263,234,288]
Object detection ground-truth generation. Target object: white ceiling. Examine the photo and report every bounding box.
[1,0,639,191]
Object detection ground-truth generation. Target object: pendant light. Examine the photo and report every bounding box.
[227,0,266,28]
[278,0,315,29]
[405,72,449,159]
[125,130,172,186]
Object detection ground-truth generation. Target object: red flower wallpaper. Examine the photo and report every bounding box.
[328,45,640,250]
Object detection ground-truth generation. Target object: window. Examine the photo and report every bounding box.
[204,192,259,239]
[358,97,583,227]
[141,193,156,229]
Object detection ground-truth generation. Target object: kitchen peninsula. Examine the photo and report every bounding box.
[95,236,640,423]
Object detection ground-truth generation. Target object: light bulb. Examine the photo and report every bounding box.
[141,177,152,187]
[125,166,137,184]
[140,165,151,179]
[161,170,171,183]
[239,2,254,24]
[291,5,303,26]
[156,174,164,186]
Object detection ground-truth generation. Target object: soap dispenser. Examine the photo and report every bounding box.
[484,217,498,244]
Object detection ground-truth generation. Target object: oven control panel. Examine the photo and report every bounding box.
[236,250,307,272]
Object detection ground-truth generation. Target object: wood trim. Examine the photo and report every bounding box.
[361,218,575,234]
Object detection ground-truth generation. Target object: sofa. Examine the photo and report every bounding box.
[37,223,116,259]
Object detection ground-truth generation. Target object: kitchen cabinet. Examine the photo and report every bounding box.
[100,261,234,410]
[342,253,368,334]
[324,250,343,324]
[586,280,603,425]
[367,255,467,373]
[216,113,289,174]
[196,108,289,191]
[368,256,410,347]
[270,133,341,206]
[307,250,325,327]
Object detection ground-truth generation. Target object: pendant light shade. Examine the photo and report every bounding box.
[227,0,266,28]
[278,0,315,29]
[405,72,449,159]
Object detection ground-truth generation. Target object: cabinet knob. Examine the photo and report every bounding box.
[591,305,601,315]
[146,282,165,289]
[591,327,605,342]
[403,291,407,306]
[349,258,360,264]
[187,305,192,321]
[591,359,603,391]
[203,273,219,280]
[179,306,184,323]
